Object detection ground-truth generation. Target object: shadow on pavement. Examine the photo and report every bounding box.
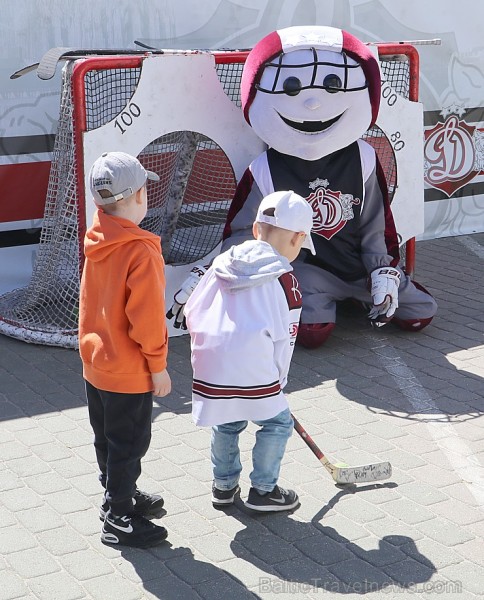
[120,541,261,599]
[224,484,436,596]
[287,301,484,423]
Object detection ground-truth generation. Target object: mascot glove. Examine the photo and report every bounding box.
[368,267,401,327]
[166,264,208,330]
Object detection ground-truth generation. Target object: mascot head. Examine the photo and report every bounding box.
[241,26,381,161]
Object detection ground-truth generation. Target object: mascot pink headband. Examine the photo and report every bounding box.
[241,26,381,128]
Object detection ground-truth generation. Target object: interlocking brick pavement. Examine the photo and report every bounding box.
[0,234,483,599]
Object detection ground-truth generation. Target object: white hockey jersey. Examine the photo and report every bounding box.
[185,239,302,426]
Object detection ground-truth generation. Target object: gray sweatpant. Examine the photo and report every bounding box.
[293,261,438,325]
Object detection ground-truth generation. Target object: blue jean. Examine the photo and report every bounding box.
[211,408,293,493]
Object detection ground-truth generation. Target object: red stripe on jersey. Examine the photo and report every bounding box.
[375,155,400,266]
[222,168,255,241]
[193,379,281,400]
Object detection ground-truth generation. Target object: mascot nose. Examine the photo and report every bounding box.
[304,97,321,111]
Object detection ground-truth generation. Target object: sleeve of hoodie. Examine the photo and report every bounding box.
[221,168,263,252]
[125,248,168,373]
[271,296,293,390]
[358,140,399,274]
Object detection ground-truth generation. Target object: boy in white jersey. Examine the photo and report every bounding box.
[185,190,315,511]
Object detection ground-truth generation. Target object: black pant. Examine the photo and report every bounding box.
[85,380,153,516]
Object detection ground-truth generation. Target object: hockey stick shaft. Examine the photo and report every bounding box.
[292,414,338,477]
[292,413,392,484]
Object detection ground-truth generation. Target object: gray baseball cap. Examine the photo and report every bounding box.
[89,151,160,205]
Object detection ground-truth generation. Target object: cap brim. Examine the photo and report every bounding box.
[302,234,316,255]
[146,169,160,182]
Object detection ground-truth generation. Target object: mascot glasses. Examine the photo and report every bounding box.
[255,48,369,96]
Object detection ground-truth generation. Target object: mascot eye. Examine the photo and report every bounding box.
[323,74,342,93]
[282,77,302,96]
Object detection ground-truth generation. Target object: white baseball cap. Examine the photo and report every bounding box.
[256,190,316,254]
[89,151,160,205]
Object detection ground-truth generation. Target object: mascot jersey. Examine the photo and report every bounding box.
[223,138,399,282]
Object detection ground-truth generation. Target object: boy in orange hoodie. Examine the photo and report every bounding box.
[79,151,171,548]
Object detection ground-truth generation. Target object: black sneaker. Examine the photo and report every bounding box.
[99,489,165,521]
[212,482,240,507]
[101,511,168,548]
[133,489,165,518]
[244,485,299,512]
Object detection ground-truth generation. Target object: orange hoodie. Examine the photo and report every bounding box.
[79,210,168,393]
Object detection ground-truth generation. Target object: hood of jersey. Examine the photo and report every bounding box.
[212,239,292,293]
[84,210,160,262]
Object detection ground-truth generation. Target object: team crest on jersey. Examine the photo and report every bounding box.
[308,178,360,240]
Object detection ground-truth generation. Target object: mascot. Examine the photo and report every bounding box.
[168,26,437,348]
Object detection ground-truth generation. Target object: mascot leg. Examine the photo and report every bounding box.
[292,262,340,350]
[392,278,437,332]
[391,316,433,332]
[297,323,336,349]
[292,264,341,349]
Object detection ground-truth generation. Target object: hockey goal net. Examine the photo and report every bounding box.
[0,45,420,348]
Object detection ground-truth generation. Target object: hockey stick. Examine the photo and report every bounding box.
[134,39,162,51]
[292,414,392,485]
[10,47,163,80]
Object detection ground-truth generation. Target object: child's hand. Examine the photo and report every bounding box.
[151,369,172,397]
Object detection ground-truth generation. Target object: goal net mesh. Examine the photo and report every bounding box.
[0,49,415,348]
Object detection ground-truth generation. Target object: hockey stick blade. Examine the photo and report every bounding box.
[11,47,80,80]
[37,47,77,80]
[11,47,164,80]
[10,63,39,79]
[36,48,162,80]
[292,414,392,485]
[134,39,161,50]
[332,461,392,485]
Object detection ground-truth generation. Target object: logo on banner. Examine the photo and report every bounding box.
[308,178,360,240]
[424,104,480,197]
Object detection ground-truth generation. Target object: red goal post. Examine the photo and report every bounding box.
[369,43,420,277]
[0,44,422,348]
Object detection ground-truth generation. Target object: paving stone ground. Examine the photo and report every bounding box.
[0,234,483,599]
